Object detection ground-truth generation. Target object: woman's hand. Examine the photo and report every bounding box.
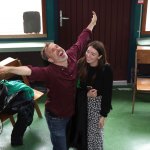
[98,116,105,128]
[87,89,97,97]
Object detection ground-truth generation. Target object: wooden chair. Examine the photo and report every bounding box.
[132,46,150,113]
[0,57,44,125]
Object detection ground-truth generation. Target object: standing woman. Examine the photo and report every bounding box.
[74,41,113,150]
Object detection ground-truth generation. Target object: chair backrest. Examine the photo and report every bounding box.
[136,49,150,64]
[0,57,30,85]
[135,48,150,78]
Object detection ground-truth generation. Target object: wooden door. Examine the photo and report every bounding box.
[56,0,131,80]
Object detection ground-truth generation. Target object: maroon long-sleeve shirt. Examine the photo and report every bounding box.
[28,29,92,117]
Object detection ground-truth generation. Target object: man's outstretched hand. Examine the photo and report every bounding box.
[87,11,97,31]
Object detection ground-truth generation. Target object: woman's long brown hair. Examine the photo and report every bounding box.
[77,41,108,82]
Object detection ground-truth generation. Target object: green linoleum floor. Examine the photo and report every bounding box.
[0,88,150,150]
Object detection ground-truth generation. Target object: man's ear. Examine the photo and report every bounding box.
[48,57,54,63]
[98,55,102,60]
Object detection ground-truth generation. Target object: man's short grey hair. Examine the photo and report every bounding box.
[41,43,50,61]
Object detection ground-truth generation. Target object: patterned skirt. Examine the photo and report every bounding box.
[87,96,104,150]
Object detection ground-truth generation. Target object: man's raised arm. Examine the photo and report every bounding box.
[0,66,31,76]
[86,11,97,31]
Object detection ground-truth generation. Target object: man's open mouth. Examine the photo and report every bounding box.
[59,51,64,56]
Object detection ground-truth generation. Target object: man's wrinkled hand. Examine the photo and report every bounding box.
[91,11,97,26]
[0,66,7,74]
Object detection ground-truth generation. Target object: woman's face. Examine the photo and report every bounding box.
[85,46,101,66]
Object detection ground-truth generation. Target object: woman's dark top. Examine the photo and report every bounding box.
[67,64,113,150]
[83,63,113,117]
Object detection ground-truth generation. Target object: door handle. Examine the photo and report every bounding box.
[60,10,69,27]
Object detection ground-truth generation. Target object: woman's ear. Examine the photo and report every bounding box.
[98,55,102,60]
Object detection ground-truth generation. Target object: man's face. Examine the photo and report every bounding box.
[45,43,68,63]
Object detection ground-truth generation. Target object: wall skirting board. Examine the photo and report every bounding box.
[113,80,127,85]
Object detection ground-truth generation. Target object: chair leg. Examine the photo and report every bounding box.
[132,88,136,114]
[9,115,16,126]
[34,102,42,118]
